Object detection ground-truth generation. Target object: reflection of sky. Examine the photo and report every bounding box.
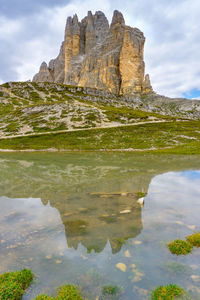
[180,170,200,180]
[1,169,200,299]
[146,170,200,229]
[150,171,200,197]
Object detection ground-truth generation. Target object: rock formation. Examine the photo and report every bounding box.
[33,10,152,95]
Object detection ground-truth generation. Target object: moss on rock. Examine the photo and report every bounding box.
[151,284,185,300]
[167,239,193,255]
[0,269,33,300]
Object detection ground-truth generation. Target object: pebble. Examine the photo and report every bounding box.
[56,260,62,264]
[116,263,127,272]
[124,250,131,258]
[187,225,196,230]
[191,275,200,282]
[175,221,184,225]
[132,276,142,282]
[133,240,142,245]
[120,210,131,214]
[45,255,52,259]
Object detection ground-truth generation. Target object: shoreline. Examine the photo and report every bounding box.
[0,146,185,153]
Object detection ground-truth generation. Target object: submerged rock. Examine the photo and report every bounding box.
[116,263,127,272]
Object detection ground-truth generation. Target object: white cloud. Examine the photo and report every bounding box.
[1,0,200,97]
[0,16,23,38]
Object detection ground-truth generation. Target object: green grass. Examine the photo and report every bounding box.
[0,81,200,152]
[102,285,122,296]
[186,232,200,247]
[136,192,146,198]
[102,105,174,122]
[151,284,185,300]
[5,122,20,133]
[34,284,83,300]
[167,239,193,255]
[0,121,199,153]
[0,269,33,299]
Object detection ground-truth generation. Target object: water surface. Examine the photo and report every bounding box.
[0,153,200,299]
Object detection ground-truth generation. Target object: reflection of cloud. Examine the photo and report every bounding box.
[148,171,200,223]
[0,197,68,259]
[150,171,200,197]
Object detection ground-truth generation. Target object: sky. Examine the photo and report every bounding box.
[0,0,200,98]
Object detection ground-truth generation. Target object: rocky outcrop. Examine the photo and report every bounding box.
[33,10,153,95]
[33,62,53,82]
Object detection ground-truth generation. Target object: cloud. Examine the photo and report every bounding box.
[1,0,200,98]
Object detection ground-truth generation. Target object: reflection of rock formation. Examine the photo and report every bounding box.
[1,153,200,253]
[59,193,142,254]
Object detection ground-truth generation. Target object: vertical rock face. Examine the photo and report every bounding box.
[119,27,145,94]
[33,10,153,95]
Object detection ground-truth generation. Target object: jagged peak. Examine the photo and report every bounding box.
[65,16,73,38]
[94,11,106,18]
[111,10,125,26]
[94,11,109,27]
[87,11,94,23]
[72,14,79,23]
[40,62,48,70]
[86,11,95,32]
[72,14,80,34]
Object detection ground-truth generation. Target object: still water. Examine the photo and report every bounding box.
[0,153,200,299]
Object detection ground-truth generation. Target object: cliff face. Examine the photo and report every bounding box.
[33,10,152,95]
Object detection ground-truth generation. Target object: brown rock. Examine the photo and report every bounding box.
[33,62,53,82]
[143,74,153,94]
[33,10,153,95]
[120,27,145,94]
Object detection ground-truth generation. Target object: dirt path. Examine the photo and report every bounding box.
[0,120,175,140]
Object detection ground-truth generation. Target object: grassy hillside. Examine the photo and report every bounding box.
[0,81,177,138]
[0,120,200,154]
[0,81,200,153]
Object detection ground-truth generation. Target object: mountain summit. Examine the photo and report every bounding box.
[33,10,152,95]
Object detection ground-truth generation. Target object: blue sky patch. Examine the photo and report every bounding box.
[183,89,200,99]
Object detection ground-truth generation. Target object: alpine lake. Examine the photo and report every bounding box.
[0,152,200,299]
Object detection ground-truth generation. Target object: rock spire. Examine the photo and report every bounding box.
[33,10,152,95]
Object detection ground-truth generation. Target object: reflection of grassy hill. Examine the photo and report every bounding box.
[1,152,200,202]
